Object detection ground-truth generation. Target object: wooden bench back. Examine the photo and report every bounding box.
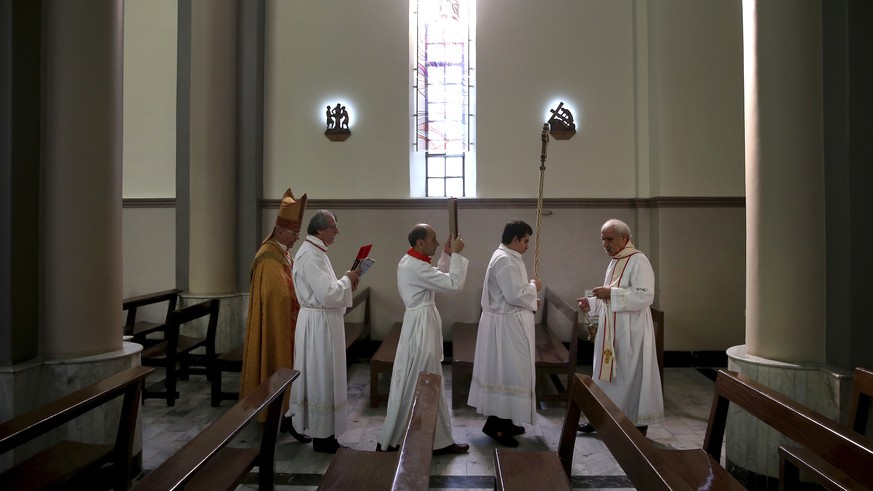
[540,288,580,351]
[122,288,182,331]
[392,371,441,490]
[344,286,371,351]
[318,371,441,491]
[703,369,873,487]
[849,366,873,436]
[534,288,580,405]
[0,366,153,490]
[565,374,694,490]
[167,298,220,354]
[132,367,298,490]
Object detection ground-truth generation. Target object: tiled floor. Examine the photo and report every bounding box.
[138,363,722,490]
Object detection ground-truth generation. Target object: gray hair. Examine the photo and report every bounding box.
[307,210,336,235]
[602,219,632,240]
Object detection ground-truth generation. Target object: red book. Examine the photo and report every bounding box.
[351,244,372,270]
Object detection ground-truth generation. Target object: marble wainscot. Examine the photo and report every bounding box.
[0,342,143,474]
[725,344,853,484]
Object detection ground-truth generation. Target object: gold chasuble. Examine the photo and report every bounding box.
[597,243,641,382]
[240,188,306,421]
[240,240,301,419]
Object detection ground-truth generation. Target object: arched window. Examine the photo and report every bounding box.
[411,0,476,197]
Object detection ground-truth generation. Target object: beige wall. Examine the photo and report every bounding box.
[121,1,747,352]
[122,0,177,199]
[264,0,411,199]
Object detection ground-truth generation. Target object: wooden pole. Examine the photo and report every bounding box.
[534,123,549,279]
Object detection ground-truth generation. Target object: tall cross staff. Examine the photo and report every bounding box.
[534,123,549,279]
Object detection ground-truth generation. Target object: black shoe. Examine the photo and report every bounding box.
[577,422,596,433]
[483,416,522,445]
[313,436,345,454]
[281,416,312,443]
[637,425,648,436]
[482,428,518,448]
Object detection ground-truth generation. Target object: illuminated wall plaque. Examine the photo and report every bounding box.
[324,102,351,142]
[547,101,576,140]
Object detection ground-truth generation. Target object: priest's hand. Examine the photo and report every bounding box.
[531,278,543,291]
[577,296,591,312]
[591,286,610,300]
[444,235,452,255]
[450,235,465,255]
[344,269,360,291]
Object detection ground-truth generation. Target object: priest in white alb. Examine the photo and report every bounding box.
[377,223,470,455]
[577,219,663,435]
[468,220,541,447]
[291,209,359,454]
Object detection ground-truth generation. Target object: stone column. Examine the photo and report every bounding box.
[744,0,825,364]
[186,0,238,296]
[178,0,246,351]
[729,0,852,483]
[43,0,124,358]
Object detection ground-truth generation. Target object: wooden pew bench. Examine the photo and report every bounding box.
[451,287,580,409]
[122,288,182,345]
[703,369,873,490]
[492,372,744,491]
[0,366,153,491]
[369,322,402,407]
[319,371,441,491]
[141,298,220,406]
[210,288,372,407]
[777,366,873,490]
[132,368,298,491]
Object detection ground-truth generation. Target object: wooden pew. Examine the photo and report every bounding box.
[369,322,402,407]
[703,369,873,490]
[450,321,478,409]
[534,288,580,405]
[211,344,245,407]
[122,289,182,345]
[141,298,220,406]
[450,288,580,409]
[777,366,873,490]
[132,367,298,491]
[492,373,744,491]
[344,287,372,354]
[211,287,372,407]
[319,371,441,491]
[0,366,153,491]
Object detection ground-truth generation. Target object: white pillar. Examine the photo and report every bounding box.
[744,0,825,363]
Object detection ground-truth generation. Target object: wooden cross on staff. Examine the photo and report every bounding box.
[534,123,549,279]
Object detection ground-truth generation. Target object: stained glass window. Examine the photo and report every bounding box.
[414,0,475,197]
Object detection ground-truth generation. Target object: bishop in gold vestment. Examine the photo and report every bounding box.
[240,188,308,439]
